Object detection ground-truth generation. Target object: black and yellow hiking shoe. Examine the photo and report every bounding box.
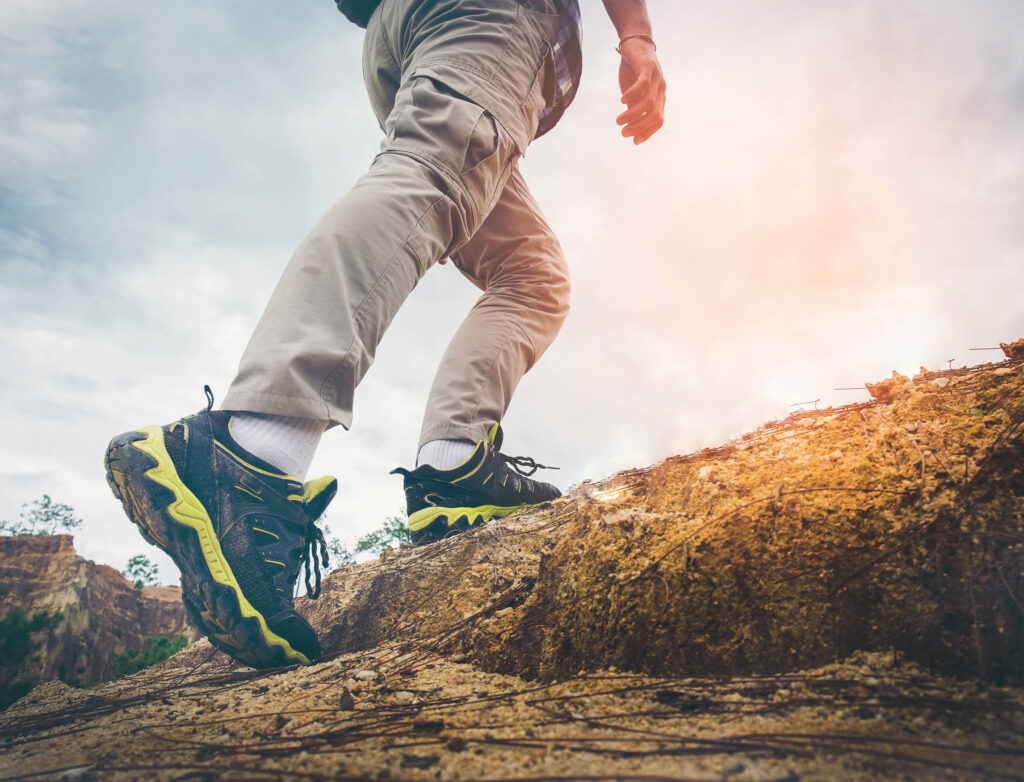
[391,424,560,545]
[103,386,335,669]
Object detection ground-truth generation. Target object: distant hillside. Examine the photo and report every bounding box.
[0,535,197,698]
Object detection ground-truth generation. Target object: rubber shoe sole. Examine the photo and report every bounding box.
[104,427,311,669]
[408,502,535,545]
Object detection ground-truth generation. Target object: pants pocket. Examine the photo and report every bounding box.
[383,74,516,245]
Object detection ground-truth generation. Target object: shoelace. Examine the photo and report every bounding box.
[499,451,559,478]
[301,522,329,600]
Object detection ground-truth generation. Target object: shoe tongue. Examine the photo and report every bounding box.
[487,423,503,451]
[303,476,338,521]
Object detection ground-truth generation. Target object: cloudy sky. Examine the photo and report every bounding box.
[2,1,1022,582]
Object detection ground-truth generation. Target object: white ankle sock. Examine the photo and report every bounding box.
[416,438,475,470]
[227,412,327,480]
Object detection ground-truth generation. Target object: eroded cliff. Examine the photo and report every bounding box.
[0,535,197,689]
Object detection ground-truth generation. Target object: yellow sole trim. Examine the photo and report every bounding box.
[408,503,529,532]
[131,426,309,664]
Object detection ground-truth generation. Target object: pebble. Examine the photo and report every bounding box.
[452,653,469,663]
[338,687,355,711]
[393,690,416,703]
[355,670,379,681]
[401,754,439,769]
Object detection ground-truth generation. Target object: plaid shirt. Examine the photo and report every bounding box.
[535,0,583,139]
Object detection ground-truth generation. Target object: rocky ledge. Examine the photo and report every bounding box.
[1,347,1022,780]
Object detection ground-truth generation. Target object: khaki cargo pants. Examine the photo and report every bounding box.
[223,0,571,448]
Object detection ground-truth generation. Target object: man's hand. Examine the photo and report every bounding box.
[615,37,666,145]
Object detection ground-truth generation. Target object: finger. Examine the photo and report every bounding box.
[632,116,664,145]
[629,112,663,140]
[620,73,651,106]
[616,99,654,126]
[621,111,662,142]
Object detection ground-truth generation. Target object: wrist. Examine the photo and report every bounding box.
[616,33,655,53]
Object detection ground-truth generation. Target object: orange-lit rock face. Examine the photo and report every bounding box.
[302,353,1024,685]
[1001,338,1024,360]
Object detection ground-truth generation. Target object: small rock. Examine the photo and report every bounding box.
[400,754,438,769]
[355,669,379,681]
[338,687,355,711]
[655,690,714,712]
[446,736,467,752]
[697,466,714,480]
[452,653,468,663]
[393,690,415,703]
[853,705,877,720]
[723,761,745,776]
[297,680,310,689]
[413,720,446,733]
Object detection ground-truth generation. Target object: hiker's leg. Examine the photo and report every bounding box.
[418,164,570,448]
[221,0,559,428]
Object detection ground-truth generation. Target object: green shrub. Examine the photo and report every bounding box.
[0,680,35,711]
[114,635,189,678]
[0,608,64,710]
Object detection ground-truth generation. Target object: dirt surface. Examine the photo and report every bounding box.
[2,353,1023,780]
[3,641,1022,781]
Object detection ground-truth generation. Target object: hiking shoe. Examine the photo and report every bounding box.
[391,424,560,545]
[103,386,335,669]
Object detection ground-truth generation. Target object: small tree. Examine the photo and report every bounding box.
[122,555,160,591]
[0,495,83,536]
[352,514,411,554]
[322,513,410,573]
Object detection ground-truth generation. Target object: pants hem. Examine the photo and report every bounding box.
[418,422,491,449]
[221,389,349,430]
